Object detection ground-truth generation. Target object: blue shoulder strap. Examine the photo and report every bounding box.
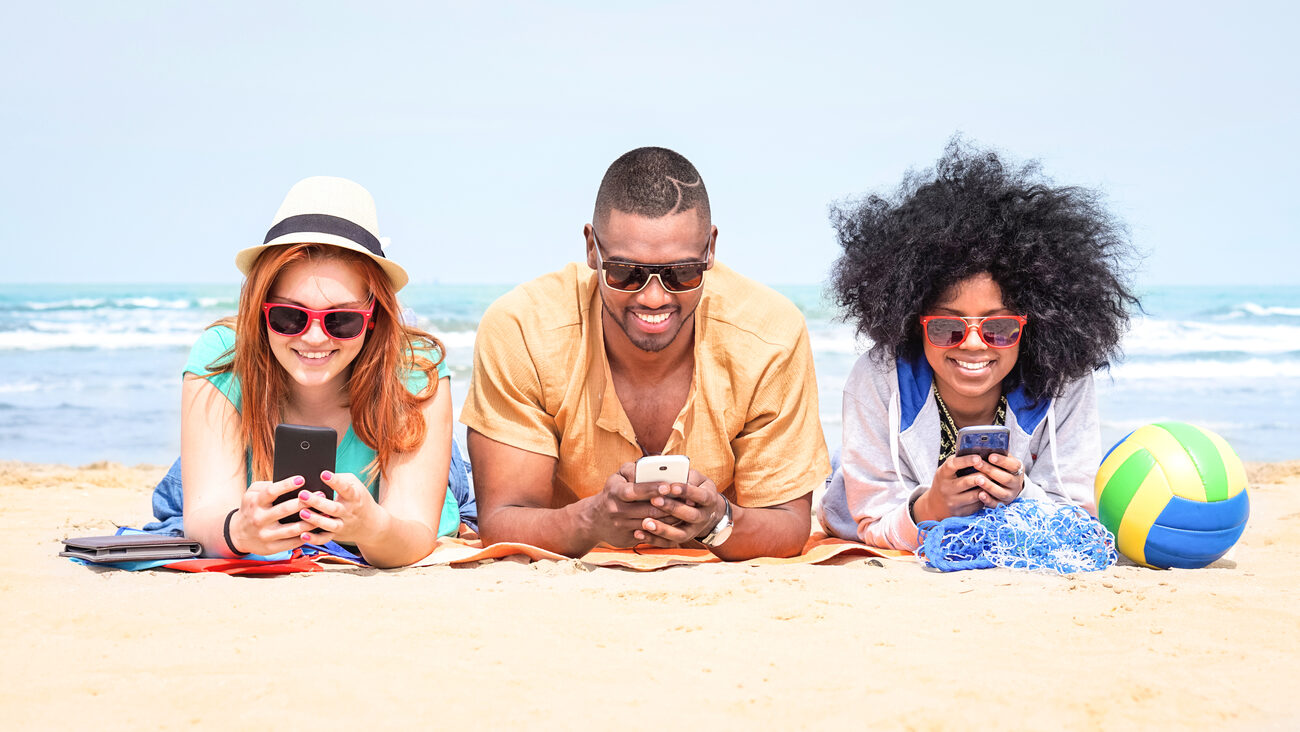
[898,353,1050,435]
[1006,384,1050,435]
[896,354,933,432]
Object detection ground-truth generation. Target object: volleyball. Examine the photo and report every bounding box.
[1094,422,1249,569]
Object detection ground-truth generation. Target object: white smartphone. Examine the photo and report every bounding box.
[634,454,690,484]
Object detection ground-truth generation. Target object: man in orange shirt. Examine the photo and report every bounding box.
[461,147,830,560]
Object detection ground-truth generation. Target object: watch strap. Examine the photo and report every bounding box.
[698,496,734,547]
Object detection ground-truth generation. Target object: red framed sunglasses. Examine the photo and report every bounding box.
[920,315,1027,349]
[262,301,375,340]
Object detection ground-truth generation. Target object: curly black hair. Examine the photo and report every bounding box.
[828,137,1141,402]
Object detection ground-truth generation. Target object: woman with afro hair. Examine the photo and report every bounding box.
[818,139,1140,550]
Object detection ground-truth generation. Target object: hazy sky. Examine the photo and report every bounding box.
[3,2,1296,287]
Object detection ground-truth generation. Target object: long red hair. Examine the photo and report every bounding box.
[207,243,444,484]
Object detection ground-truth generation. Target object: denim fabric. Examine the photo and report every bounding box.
[144,438,478,535]
[819,447,862,540]
[448,437,477,530]
[142,457,186,536]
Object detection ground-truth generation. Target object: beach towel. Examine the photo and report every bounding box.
[141,437,479,537]
[408,532,912,570]
[64,527,370,574]
[66,527,911,573]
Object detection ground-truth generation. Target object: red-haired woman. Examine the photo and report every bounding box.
[180,177,457,567]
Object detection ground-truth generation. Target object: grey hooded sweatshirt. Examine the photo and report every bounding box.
[818,351,1101,550]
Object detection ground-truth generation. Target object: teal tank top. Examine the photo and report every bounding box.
[183,325,460,538]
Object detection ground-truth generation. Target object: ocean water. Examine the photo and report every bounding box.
[1,282,1297,465]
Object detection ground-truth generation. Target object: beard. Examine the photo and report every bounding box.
[599,291,696,353]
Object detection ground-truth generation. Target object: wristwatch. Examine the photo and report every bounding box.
[698,496,734,547]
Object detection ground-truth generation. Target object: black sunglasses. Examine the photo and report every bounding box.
[591,231,710,293]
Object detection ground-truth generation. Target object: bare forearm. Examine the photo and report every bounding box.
[710,499,811,561]
[183,502,238,557]
[479,499,601,558]
[352,510,439,568]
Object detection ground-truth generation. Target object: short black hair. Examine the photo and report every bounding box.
[828,136,1142,402]
[593,147,710,226]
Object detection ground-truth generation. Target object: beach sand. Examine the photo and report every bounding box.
[2,460,1298,730]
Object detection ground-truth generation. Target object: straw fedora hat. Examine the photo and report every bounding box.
[235,176,409,291]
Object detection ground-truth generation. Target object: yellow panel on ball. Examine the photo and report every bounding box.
[1128,424,1206,502]
[1115,464,1175,568]
[1204,429,1248,499]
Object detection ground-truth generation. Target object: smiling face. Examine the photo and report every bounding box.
[265,257,372,395]
[586,209,715,354]
[922,272,1021,412]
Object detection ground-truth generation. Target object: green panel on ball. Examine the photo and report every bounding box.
[1156,422,1229,502]
[1098,448,1155,533]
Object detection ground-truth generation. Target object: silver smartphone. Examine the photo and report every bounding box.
[634,454,690,484]
[955,425,1010,477]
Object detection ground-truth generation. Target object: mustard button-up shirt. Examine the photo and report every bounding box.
[460,261,830,508]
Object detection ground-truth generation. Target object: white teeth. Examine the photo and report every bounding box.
[635,312,670,324]
[954,359,992,371]
[298,351,331,360]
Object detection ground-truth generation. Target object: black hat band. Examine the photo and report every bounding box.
[263,214,385,258]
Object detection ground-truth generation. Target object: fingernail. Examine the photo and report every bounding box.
[293,476,305,487]
[315,491,324,498]
[300,509,311,519]
[634,531,645,540]
[645,520,657,531]
[299,490,311,501]
[652,497,664,507]
[321,471,334,481]
[300,533,312,542]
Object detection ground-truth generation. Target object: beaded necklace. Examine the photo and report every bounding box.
[934,386,1007,465]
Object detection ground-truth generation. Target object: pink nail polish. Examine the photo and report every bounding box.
[299,490,311,501]
[293,476,305,487]
[300,509,311,519]
[321,471,334,481]
[300,533,311,542]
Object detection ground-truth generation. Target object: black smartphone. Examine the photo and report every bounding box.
[955,425,1010,477]
[273,423,337,525]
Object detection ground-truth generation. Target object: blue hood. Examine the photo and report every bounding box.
[896,354,1049,434]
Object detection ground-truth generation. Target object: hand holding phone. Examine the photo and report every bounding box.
[273,424,337,525]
